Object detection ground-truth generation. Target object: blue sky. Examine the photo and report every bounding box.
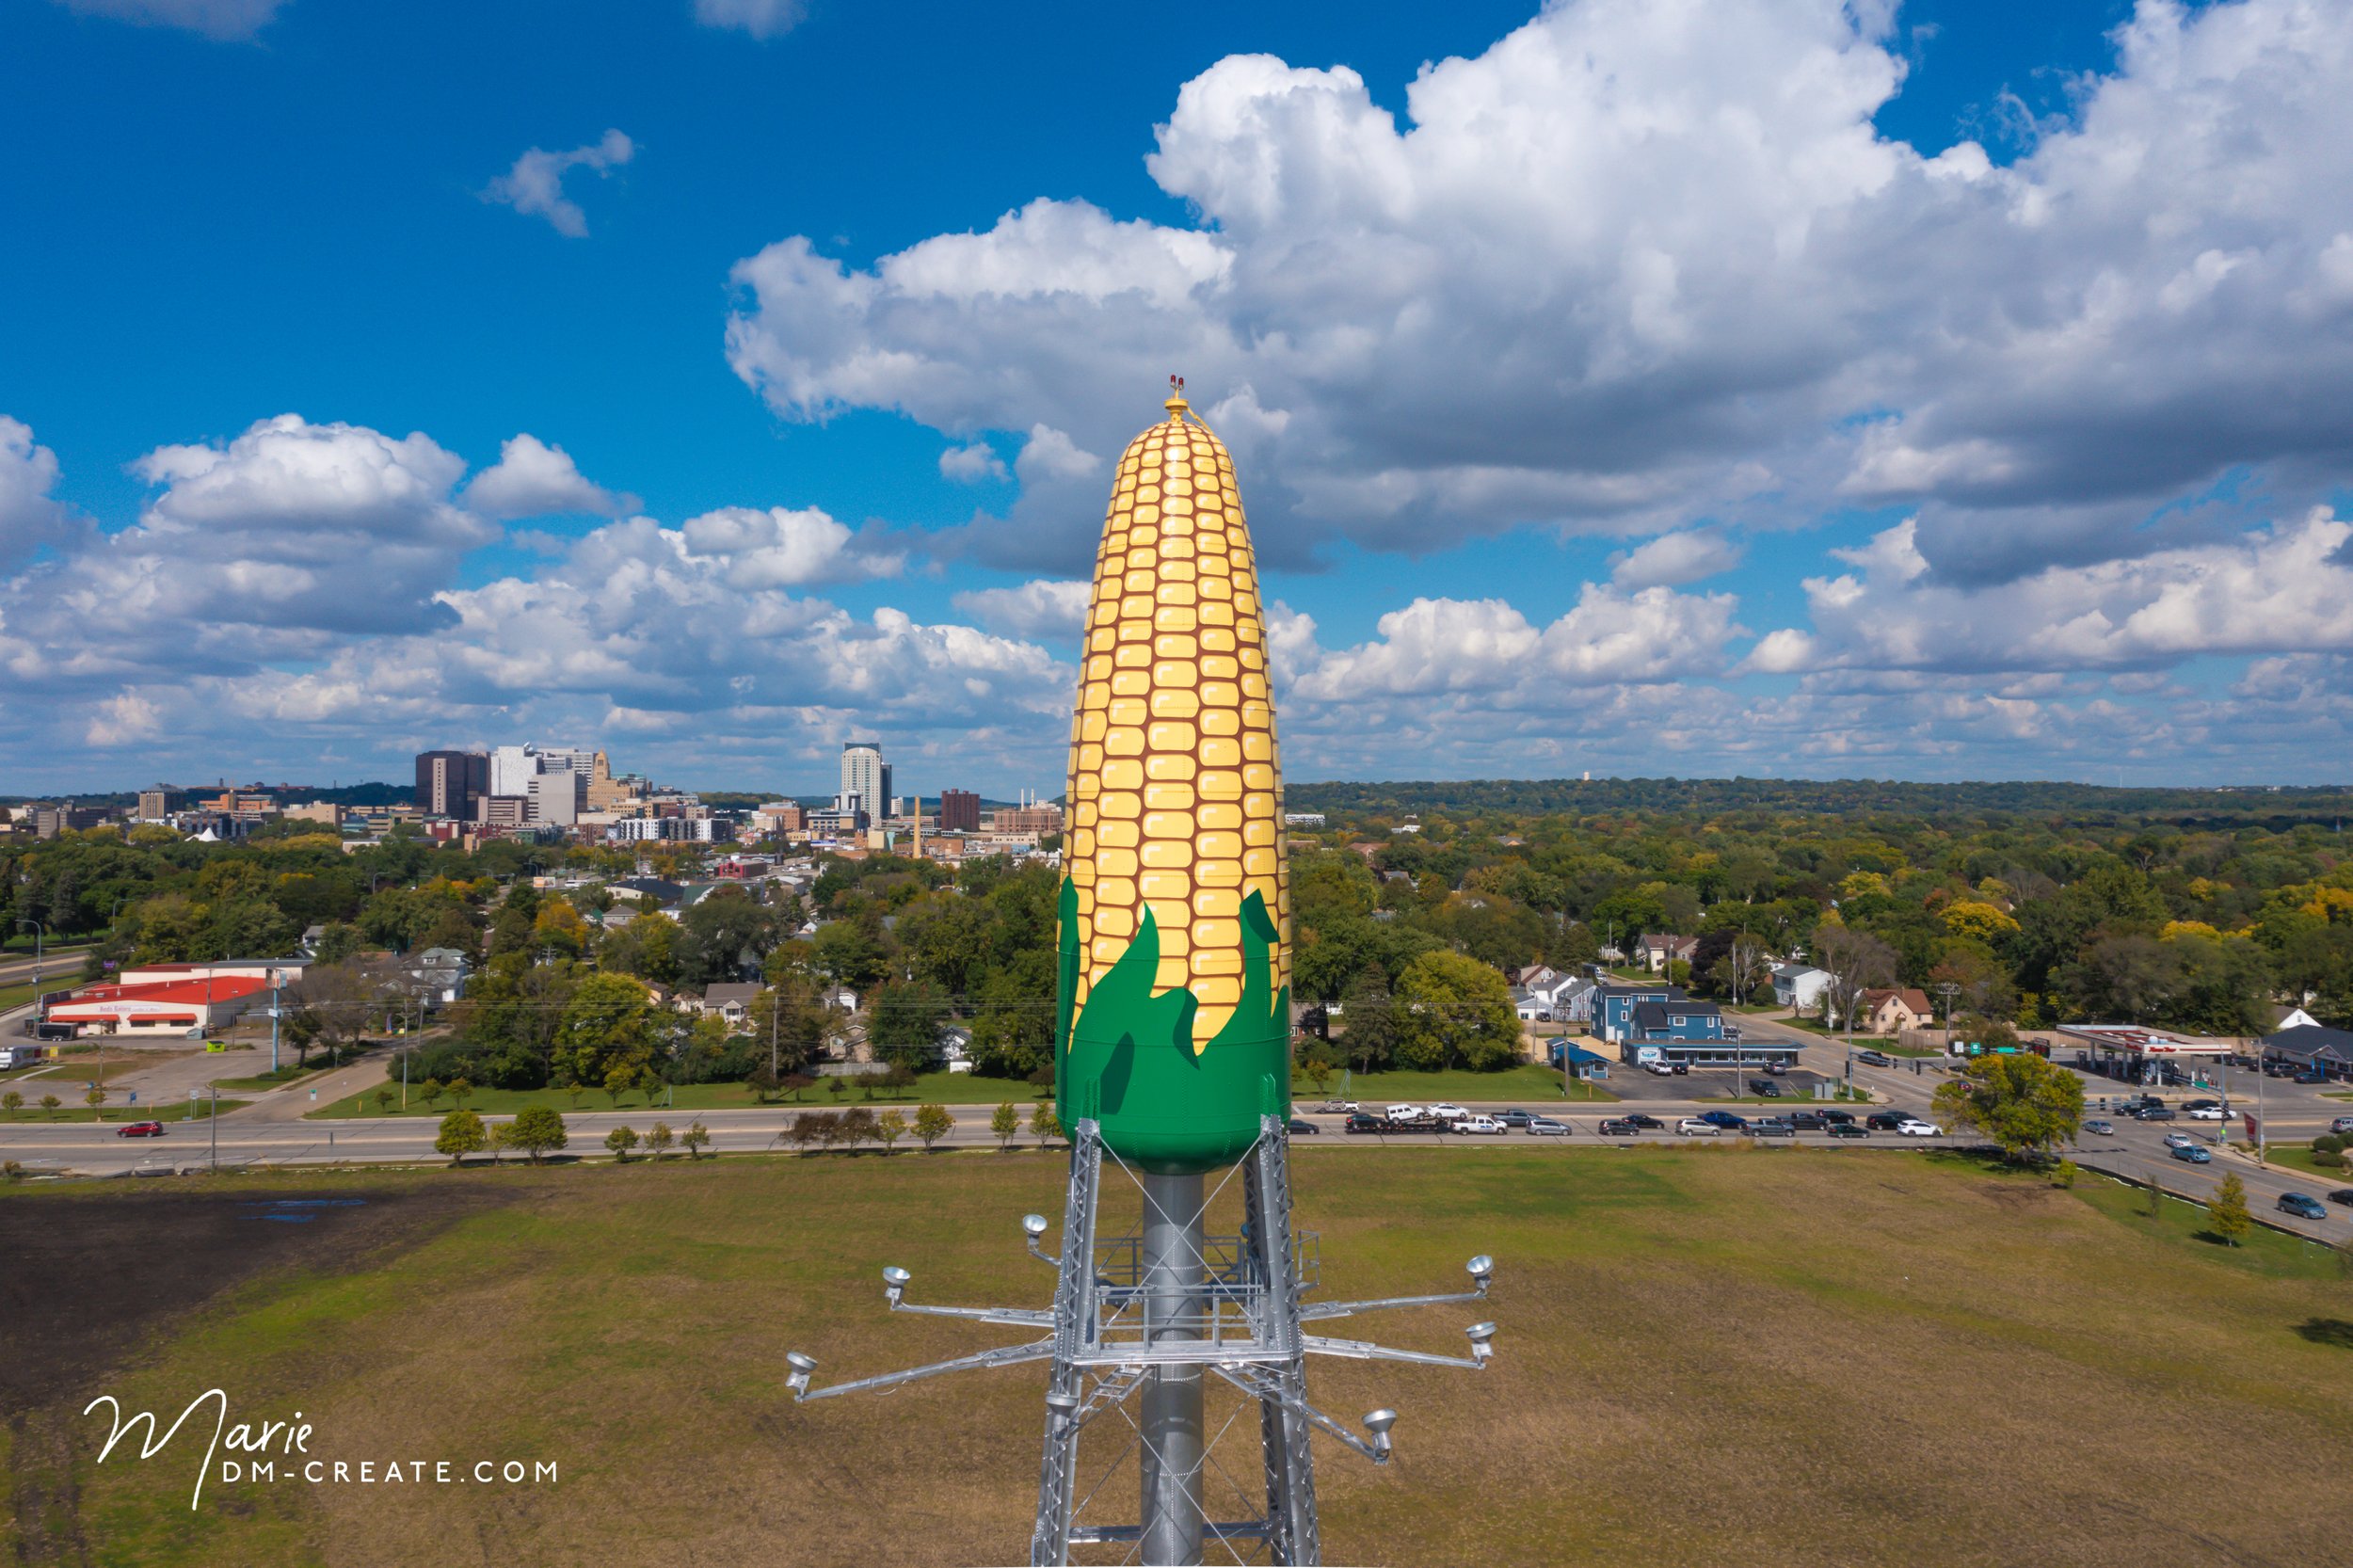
[4,0,2349,796]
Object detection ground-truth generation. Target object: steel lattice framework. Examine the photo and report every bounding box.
[789,1115,1497,1565]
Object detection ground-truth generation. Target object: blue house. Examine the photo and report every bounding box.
[1593,982,1796,1070]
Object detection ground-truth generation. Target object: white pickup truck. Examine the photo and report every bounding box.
[1450,1114,1506,1136]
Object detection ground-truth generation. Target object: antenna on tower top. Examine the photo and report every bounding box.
[1164,374,1189,419]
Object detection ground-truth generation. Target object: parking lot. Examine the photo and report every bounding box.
[1603,1064,1842,1102]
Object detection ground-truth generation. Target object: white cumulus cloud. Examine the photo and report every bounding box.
[951,579,1091,640]
[462,434,640,520]
[484,129,634,239]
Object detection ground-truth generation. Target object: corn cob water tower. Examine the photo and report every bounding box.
[788,380,1499,1566]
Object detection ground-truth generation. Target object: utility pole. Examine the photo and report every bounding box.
[270,979,280,1074]
[1936,982,1961,1054]
[209,1084,218,1172]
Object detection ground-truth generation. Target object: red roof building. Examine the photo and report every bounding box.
[47,974,271,1035]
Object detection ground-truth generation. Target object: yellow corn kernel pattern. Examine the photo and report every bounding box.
[1065,400,1288,1047]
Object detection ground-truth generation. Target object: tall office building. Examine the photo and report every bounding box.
[938,788,981,833]
[414,750,488,820]
[527,767,584,826]
[840,743,890,820]
[490,744,538,798]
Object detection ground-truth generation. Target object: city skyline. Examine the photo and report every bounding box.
[6,0,2353,793]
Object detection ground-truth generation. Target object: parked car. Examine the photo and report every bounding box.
[1618,1113,1666,1130]
[1287,1118,1321,1136]
[1453,1115,1506,1135]
[1596,1118,1643,1137]
[2161,1131,2197,1149]
[1676,1118,1722,1137]
[1385,1105,1424,1123]
[1854,1049,1895,1067]
[1343,1114,1385,1135]
[2082,1119,2116,1135]
[1643,1061,1678,1077]
[1526,1116,1571,1137]
[2330,1116,2353,1135]
[1428,1103,1470,1121]
[1493,1109,1535,1128]
[2293,1070,2329,1085]
[1765,1061,1790,1076]
[115,1121,167,1138]
[1748,1079,1783,1097]
[1865,1112,1907,1131]
[2278,1192,2329,1221]
[2326,1188,2353,1208]
[1699,1111,1749,1130]
[2185,1105,2225,1120]
[1895,1119,1942,1137]
[1825,1123,1870,1139]
[2169,1144,2212,1163]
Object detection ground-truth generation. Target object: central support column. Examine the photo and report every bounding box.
[1138,1171,1207,1566]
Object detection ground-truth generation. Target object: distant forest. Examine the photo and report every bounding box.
[1286,776,2353,830]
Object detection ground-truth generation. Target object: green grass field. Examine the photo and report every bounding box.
[0,1097,248,1124]
[306,1062,1609,1119]
[2247,1145,2347,1181]
[6,1147,2350,1567]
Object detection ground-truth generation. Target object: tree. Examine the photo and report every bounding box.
[447,1077,473,1111]
[875,1107,906,1155]
[1816,926,1897,1032]
[283,960,392,1069]
[40,1094,61,1118]
[913,1102,953,1151]
[837,1107,878,1153]
[869,979,952,1070]
[1930,1051,2085,1163]
[681,1119,711,1160]
[645,1121,676,1161]
[374,1087,395,1113]
[990,1099,1019,1151]
[488,1120,517,1165]
[2207,1171,2252,1247]
[86,1086,106,1113]
[434,1108,487,1166]
[507,1106,568,1163]
[1392,951,1520,1071]
[1030,1102,1062,1148]
[552,972,660,1091]
[418,1077,444,1112]
[781,1073,816,1103]
[1337,968,1398,1074]
[2,1091,21,1116]
[603,1063,634,1110]
[789,1112,832,1154]
[604,1125,640,1161]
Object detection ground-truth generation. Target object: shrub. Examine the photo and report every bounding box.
[2313,1133,2347,1157]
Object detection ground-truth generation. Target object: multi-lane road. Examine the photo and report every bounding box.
[6,1012,2346,1242]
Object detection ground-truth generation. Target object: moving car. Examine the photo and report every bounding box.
[2082,1119,2115,1135]
[1865,1112,1907,1131]
[1618,1113,1666,1130]
[1319,1099,1359,1114]
[2133,1107,2178,1122]
[1286,1118,1321,1136]
[1817,1109,1855,1126]
[1527,1116,1571,1137]
[2326,1189,2353,1208]
[1343,1114,1385,1135]
[1596,1118,1644,1137]
[1895,1119,1942,1137]
[1676,1118,1722,1137]
[2186,1105,2225,1121]
[1788,1112,1827,1131]
[2278,1192,2329,1221]
[2161,1131,2197,1150]
[1451,1114,1506,1135]
[1698,1111,1748,1130]
[1825,1123,1870,1139]
[2330,1116,2353,1136]
[115,1121,166,1138]
[1493,1109,1535,1128]
[1751,1119,1796,1139]
[1854,1049,1895,1068]
[2169,1143,2211,1163]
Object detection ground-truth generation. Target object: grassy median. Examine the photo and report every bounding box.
[5,1148,2349,1567]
